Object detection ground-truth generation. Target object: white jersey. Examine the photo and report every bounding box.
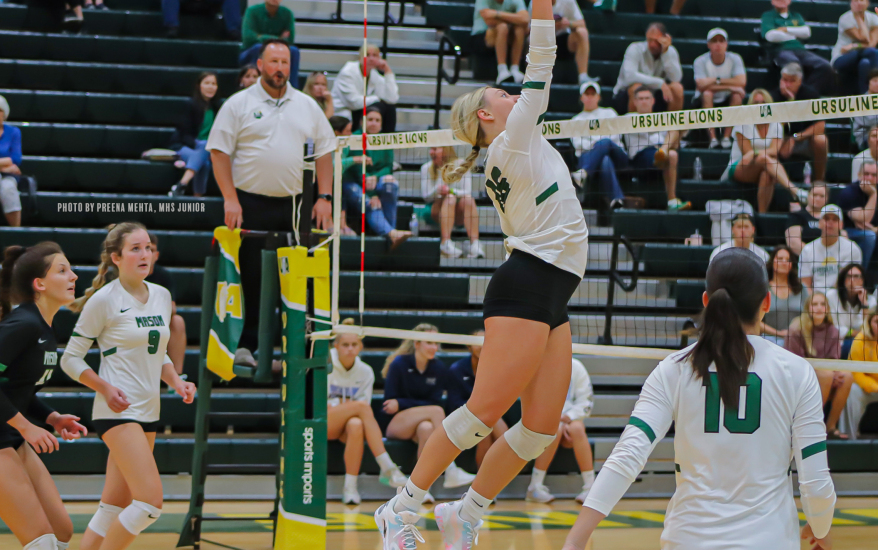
[484,19,589,278]
[584,336,836,548]
[63,279,173,422]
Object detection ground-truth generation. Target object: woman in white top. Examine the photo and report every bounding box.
[851,124,878,183]
[328,319,407,505]
[827,263,875,355]
[724,88,803,213]
[563,248,836,550]
[61,223,196,550]
[420,146,483,259]
[831,0,878,94]
[375,2,589,548]
[331,42,399,133]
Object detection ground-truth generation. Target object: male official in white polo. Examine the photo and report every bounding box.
[208,38,336,366]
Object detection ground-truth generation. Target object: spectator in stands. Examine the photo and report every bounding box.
[239,0,299,90]
[645,0,687,16]
[529,0,595,85]
[762,245,806,345]
[724,89,805,213]
[787,183,828,255]
[761,0,834,96]
[327,319,407,505]
[332,43,399,133]
[341,106,410,248]
[526,358,595,505]
[207,39,335,369]
[471,0,530,84]
[612,23,683,114]
[0,95,22,227]
[853,77,878,150]
[382,324,477,502]
[447,330,507,467]
[839,160,878,267]
[847,305,878,438]
[692,28,746,149]
[145,231,186,375]
[800,205,863,294]
[330,116,357,237]
[169,71,221,198]
[572,81,626,210]
[304,72,334,119]
[162,0,241,40]
[421,146,484,259]
[709,213,769,264]
[785,292,852,439]
[832,0,878,95]
[770,63,829,183]
[624,86,690,211]
[238,65,259,89]
[828,263,874,359]
[852,125,878,182]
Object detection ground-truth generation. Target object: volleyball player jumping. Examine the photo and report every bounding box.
[375,0,589,547]
[563,248,837,550]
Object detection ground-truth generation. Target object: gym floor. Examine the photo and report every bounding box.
[1,498,877,549]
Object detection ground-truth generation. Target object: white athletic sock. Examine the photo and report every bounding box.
[581,470,595,490]
[530,468,547,488]
[55,542,69,550]
[497,64,508,73]
[376,452,395,472]
[459,487,492,525]
[393,479,427,513]
[344,474,358,488]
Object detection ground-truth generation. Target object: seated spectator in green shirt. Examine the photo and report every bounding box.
[471,0,530,85]
[761,0,834,95]
[240,0,300,88]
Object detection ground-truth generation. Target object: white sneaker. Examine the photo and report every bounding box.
[525,484,555,503]
[510,66,525,84]
[435,500,482,550]
[496,65,512,84]
[443,465,477,488]
[720,136,732,149]
[343,485,361,505]
[440,240,463,258]
[423,490,435,504]
[708,137,720,149]
[467,240,485,259]
[374,499,426,550]
[380,467,408,488]
[575,487,591,504]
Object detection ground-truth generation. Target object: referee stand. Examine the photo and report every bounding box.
[178,148,331,549]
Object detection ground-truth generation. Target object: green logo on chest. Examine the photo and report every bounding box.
[135,316,165,328]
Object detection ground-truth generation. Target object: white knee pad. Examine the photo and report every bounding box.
[87,501,124,537]
[24,534,58,550]
[55,542,69,550]
[118,500,161,535]
[443,404,491,451]
[505,422,557,461]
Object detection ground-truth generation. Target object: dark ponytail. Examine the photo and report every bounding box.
[685,248,769,410]
[0,242,64,320]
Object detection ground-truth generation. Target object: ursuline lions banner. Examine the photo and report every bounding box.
[206,227,244,381]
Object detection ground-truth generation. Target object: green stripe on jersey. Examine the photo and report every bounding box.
[102,347,117,357]
[628,416,656,443]
[801,441,827,459]
[0,362,7,373]
[71,331,93,340]
[537,112,546,125]
[535,182,559,206]
[522,81,546,90]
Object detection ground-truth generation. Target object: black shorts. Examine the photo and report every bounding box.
[93,419,160,439]
[0,428,25,451]
[483,250,582,329]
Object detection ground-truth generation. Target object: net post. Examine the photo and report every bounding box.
[331,144,343,326]
[254,249,280,384]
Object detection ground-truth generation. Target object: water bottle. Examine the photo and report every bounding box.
[693,157,703,182]
[803,161,812,186]
[409,212,419,237]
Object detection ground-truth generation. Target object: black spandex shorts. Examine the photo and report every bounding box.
[93,419,160,439]
[0,428,25,451]
[483,250,582,329]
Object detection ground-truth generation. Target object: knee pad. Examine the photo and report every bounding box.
[505,422,557,461]
[443,405,491,451]
[56,542,69,550]
[118,500,161,536]
[87,501,124,537]
[24,534,58,550]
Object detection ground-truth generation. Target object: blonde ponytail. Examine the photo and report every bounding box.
[381,323,439,378]
[442,86,488,185]
[442,146,480,185]
[68,222,147,313]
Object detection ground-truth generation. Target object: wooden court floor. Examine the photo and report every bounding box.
[1,498,877,549]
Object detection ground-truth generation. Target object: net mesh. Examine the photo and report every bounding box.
[325,93,878,376]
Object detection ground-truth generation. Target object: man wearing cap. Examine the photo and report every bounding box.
[838,159,878,267]
[761,0,834,95]
[612,22,684,114]
[709,213,769,264]
[571,81,626,209]
[0,94,22,227]
[799,204,863,294]
[692,28,747,149]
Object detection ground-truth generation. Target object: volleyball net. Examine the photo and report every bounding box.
[321,92,878,375]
